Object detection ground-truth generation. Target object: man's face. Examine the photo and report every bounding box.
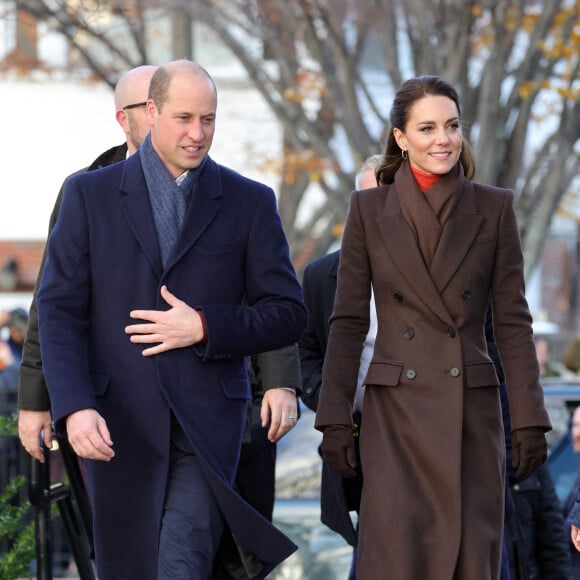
[126,105,151,152]
[127,106,151,149]
[115,68,157,155]
[148,72,217,179]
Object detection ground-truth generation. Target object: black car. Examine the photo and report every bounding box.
[542,379,580,503]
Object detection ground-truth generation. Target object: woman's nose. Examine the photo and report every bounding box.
[435,128,450,144]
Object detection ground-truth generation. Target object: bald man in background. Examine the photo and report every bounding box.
[18,65,158,459]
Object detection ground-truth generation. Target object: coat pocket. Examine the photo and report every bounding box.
[472,233,496,246]
[364,361,404,387]
[464,361,499,388]
[220,376,252,401]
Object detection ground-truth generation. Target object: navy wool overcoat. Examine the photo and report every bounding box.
[37,153,307,579]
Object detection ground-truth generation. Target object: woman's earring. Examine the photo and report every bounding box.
[401,150,408,160]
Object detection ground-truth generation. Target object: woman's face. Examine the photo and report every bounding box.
[393,94,463,175]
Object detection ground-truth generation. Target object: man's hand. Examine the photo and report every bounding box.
[18,410,53,463]
[572,525,580,552]
[261,388,298,443]
[125,285,204,356]
[66,409,114,461]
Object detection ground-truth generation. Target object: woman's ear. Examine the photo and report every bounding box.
[393,127,406,151]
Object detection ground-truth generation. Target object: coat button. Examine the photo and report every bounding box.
[461,290,472,300]
[394,292,403,302]
[404,328,414,339]
[450,367,461,377]
[406,369,416,380]
[448,327,456,338]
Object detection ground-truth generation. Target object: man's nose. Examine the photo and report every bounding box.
[188,120,204,140]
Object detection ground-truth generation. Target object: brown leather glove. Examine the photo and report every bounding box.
[512,426,547,479]
[320,425,358,479]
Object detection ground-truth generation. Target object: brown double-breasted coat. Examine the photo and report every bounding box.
[315,169,550,579]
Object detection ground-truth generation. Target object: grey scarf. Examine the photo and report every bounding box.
[139,133,205,265]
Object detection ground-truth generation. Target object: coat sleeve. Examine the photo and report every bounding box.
[198,186,307,360]
[298,262,326,412]
[37,175,97,423]
[490,189,551,432]
[255,344,301,393]
[315,192,371,429]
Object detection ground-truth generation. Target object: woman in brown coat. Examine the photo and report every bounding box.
[315,76,551,579]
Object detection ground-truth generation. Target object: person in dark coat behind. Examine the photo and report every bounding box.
[488,311,570,579]
[508,463,571,579]
[238,345,302,523]
[501,382,570,580]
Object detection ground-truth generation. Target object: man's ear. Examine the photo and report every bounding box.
[146,100,157,124]
[115,109,129,133]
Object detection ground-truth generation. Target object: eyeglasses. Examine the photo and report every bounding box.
[122,101,147,110]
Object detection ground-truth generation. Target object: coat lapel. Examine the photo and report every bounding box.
[165,157,222,271]
[119,156,223,277]
[118,154,163,277]
[377,188,454,326]
[429,180,483,293]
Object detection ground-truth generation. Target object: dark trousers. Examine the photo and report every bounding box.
[158,424,224,579]
[235,423,276,522]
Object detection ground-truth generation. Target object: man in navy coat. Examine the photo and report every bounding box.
[37,60,307,579]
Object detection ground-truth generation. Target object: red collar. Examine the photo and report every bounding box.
[410,165,440,192]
